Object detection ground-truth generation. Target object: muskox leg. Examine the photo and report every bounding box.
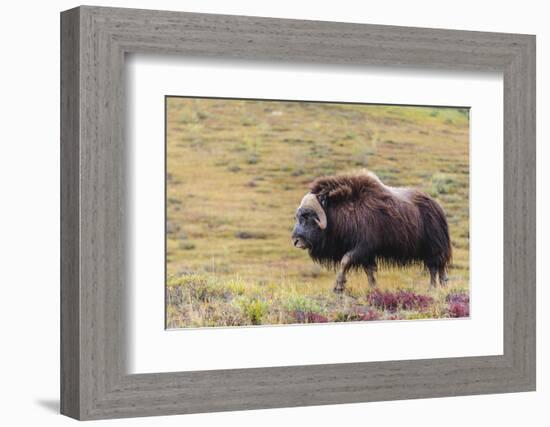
[439,267,448,287]
[429,266,438,288]
[366,263,377,288]
[334,253,352,294]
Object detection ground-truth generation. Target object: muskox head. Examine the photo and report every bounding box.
[291,193,327,250]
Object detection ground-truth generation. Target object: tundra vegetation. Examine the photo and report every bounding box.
[166,97,470,328]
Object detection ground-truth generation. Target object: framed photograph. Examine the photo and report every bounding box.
[61,6,536,420]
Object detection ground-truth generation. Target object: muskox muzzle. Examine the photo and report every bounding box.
[291,226,308,249]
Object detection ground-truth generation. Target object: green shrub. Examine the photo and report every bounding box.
[167,274,225,302]
[235,297,269,325]
[246,153,260,164]
[179,241,196,250]
[430,173,456,196]
[284,294,322,314]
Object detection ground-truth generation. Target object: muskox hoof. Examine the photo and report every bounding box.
[333,280,346,294]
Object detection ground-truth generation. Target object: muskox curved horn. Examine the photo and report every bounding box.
[299,193,327,230]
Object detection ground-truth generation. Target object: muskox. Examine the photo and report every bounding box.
[291,171,452,292]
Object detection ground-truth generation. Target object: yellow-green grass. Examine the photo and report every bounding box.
[166,97,470,328]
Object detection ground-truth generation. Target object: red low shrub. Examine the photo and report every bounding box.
[293,310,328,323]
[368,289,434,312]
[446,293,470,318]
[359,309,381,321]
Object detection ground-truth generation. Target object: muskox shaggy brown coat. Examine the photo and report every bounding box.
[291,171,452,292]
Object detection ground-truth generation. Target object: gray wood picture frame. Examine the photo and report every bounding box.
[60,5,536,421]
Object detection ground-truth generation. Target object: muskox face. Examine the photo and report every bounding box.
[291,193,327,250]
